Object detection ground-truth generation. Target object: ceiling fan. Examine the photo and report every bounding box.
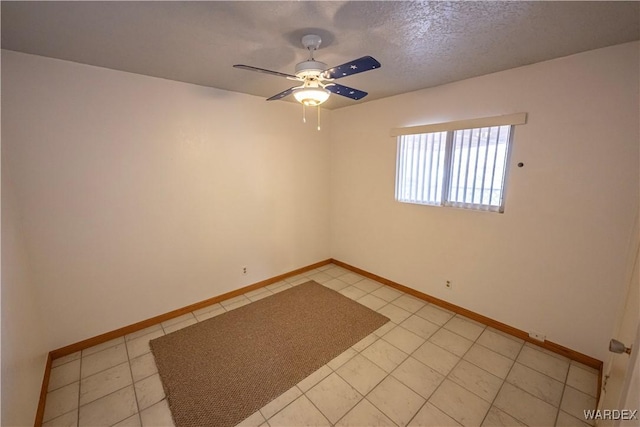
[233,34,381,111]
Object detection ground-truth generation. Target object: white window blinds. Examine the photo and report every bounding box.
[394,114,526,213]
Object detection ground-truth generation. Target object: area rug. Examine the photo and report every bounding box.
[149,280,389,427]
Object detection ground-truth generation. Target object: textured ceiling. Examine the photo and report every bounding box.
[2,1,639,110]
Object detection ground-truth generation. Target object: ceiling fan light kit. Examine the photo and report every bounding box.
[234,33,381,130]
[293,87,330,106]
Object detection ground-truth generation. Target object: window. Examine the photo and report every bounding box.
[393,114,526,213]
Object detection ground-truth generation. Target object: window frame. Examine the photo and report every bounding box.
[392,114,526,213]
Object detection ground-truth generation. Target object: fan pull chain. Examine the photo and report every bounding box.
[317,106,321,131]
[302,104,306,123]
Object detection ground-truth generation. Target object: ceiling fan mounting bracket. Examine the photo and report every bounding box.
[295,60,328,79]
[301,34,322,52]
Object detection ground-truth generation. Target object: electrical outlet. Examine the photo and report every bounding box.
[242,266,247,275]
[529,331,546,342]
[445,280,452,289]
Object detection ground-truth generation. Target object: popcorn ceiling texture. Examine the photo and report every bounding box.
[2,1,638,109]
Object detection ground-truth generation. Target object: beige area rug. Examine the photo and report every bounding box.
[150,280,389,427]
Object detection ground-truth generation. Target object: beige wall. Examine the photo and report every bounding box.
[329,42,639,362]
[1,161,50,425]
[1,50,331,351]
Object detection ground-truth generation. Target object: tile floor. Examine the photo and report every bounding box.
[42,264,599,427]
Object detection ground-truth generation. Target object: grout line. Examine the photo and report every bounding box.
[478,340,526,426]
[124,336,143,423]
[75,354,82,427]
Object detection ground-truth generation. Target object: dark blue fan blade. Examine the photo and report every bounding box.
[267,87,296,101]
[323,56,381,80]
[234,64,298,80]
[325,84,368,100]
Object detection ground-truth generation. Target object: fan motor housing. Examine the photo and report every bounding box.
[295,60,328,78]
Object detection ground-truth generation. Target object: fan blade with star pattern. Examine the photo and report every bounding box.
[323,56,381,80]
[233,64,300,80]
[325,83,368,100]
[266,87,297,101]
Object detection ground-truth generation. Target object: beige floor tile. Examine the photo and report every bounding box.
[81,343,128,378]
[517,345,570,382]
[392,295,426,313]
[130,353,158,383]
[464,344,514,379]
[78,385,138,427]
[324,266,350,277]
[160,312,195,328]
[48,359,81,391]
[507,362,564,406]
[259,385,303,419]
[339,285,368,301]
[382,325,426,354]
[351,333,377,352]
[412,341,460,376]
[429,328,473,357]
[408,402,462,427]
[566,365,598,397]
[126,329,165,359]
[337,354,387,395]
[368,376,426,426]
[327,348,358,370]
[134,373,165,411]
[415,304,454,326]
[486,327,525,344]
[324,278,350,291]
[271,283,293,294]
[83,337,125,357]
[267,395,331,426]
[443,316,485,341]
[308,272,332,283]
[377,304,412,324]
[494,382,557,426]
[42,409,78,427]
[560,386,596,426]
[193,305,226,321]
[162,317,197,334]
[372,321,396,337]
[481,406,525,426]
[80,362,132,406]
[191,302,224,317]
[352,279,383,293]
[372,286,403,302]
[112,413,142,426]
[237,411,266,427]
[140,399,175,427]
[51,351,81,368]
[556,410,591,427]
[340,272,366,284]
[307,373,362,423]
[400,315,440,340]
[43,382,79,423]
[266,281,287,291]
[391,356,444,400]
[125,324,163,342]
[361,339,408,373]
[448,360,502,402]
[357,294,388,311]
[247,292,273,303]
[220,294,251,308]
[429,379,491,427]
[297,365,333,392]
[284,273,309,284]
[335,398,396,427]
[476,329,523,360]
[224,298,252,311]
